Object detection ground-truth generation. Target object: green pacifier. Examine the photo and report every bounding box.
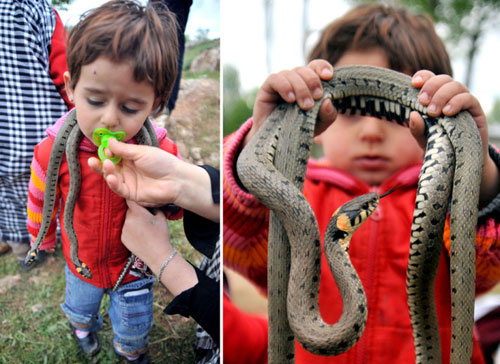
[92,128,126,164]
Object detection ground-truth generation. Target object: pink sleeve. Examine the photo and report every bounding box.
[223,118,270,292]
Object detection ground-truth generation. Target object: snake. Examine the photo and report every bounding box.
[25,109,159,289]
[236,65,483,363]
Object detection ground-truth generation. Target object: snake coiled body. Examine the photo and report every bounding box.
[236,66,483,363]
[25,109,159,287]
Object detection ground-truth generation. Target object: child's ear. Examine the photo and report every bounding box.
[63,71,74,103]
[151,98,162,113]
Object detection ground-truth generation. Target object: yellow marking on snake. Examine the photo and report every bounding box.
[336,214,352,233]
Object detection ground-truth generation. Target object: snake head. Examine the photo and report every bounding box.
[332,193,380,234]
[92,128,126,164]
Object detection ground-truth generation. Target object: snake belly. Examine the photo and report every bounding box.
[26,111,159,286]
[237,65,483,363]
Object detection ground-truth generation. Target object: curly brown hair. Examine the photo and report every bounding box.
[308,4,452,76]
[66,0,179,111]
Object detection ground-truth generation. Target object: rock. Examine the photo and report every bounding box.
[189,47,220,73]
[0,274,21,294]
[190,147,202,161]
[154,77,220,167]
[31,303,44,313]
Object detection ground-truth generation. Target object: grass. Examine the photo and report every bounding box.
[183,70,220,81]
[183,39,219,72]
[0,38,219,364]
[0,220,201,364]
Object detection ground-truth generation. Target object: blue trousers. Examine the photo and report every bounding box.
[60,265,155,357]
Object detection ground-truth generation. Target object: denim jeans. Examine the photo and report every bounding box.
[61,265,155,357]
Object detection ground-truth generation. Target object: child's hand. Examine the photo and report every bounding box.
[410,70,499,204]
[244,60,338,146]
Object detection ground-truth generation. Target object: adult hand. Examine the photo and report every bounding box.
[121,200,198,296]
[88,139,218,221]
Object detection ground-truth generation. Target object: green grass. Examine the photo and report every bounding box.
[183,70,220,81]
[0,220,201,364]
[182,39,219,72]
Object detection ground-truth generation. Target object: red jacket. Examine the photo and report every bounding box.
[223,119,496,364]
[28,111,181,288]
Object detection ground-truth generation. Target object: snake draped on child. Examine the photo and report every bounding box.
[236,66,483,364]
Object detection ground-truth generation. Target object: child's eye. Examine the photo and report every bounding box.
[87,98,103,106]
[121,105,138,114]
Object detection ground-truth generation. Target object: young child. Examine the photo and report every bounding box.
[0,0,70,269]
[223,4,500,364]
[26,1,180,362]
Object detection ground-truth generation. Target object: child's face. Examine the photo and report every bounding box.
[64,57,159,143]
[314,48,424,185]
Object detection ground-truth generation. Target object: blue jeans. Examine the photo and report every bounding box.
[60,265,155,357]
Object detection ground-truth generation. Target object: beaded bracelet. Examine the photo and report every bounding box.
[158,249,178,282]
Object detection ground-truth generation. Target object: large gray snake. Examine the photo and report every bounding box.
[25,109,159,289]
[236,66,483,363]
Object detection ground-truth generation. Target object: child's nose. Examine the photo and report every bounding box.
[358,116,384,142]
[101,105,120,129]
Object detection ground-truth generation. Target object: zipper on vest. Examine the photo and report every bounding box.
[100,181,112,287]
[355,186,382,363]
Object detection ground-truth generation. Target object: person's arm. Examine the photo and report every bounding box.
[121,200,219,341]
[49,9,72,109]
[88,140,219,222]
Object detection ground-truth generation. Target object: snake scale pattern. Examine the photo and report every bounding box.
[236,65,483,363]
[25,109,159,288]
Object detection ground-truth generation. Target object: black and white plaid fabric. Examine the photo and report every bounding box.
[0,0,67,243]
[194,240,220,364]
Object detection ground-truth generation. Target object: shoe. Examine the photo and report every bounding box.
[19,250,49,271]
[0,241,11,256]
[126,353,150,364]
[71,326,101,357]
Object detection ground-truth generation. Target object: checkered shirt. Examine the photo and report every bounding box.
[194,240,220,364]
[0,0,67,243]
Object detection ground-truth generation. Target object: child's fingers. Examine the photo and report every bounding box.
[411,70,435,88]
[260,72,297,104]
[283,69,317,109]
[442,92,481,117]
[423,79,469,116]
[294,66,325,100]
[416,74,455,105]
[307,59,334,80]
